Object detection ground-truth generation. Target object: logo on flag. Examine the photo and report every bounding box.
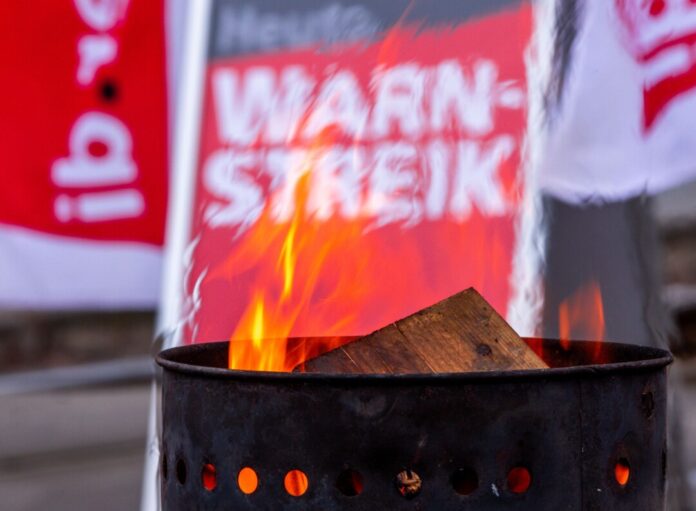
[615,0,696,130]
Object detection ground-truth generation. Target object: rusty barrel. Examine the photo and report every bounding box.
[157,339,671,511]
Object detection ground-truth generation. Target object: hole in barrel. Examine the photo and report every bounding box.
[451,467,478,495]
[285,469,309,497]
[507,466,531,494]
[238,467,258,494]
[176,458,187,485]
[336,469,364,496]
[202,463,217,491]
[395,469,422,499]
[615,458,631,487]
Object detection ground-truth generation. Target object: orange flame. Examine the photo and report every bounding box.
[224,124,367,371]
[208,16,519,372]
[558,280,605,354]
[222,27,413,373]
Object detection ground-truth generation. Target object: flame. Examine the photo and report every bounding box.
[222,28,413,373]
[217,133,516,371]
[224,124,365,371]
[558,280,605,355]
[204,14,520,372]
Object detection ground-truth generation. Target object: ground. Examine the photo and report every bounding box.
[0,384,149,511]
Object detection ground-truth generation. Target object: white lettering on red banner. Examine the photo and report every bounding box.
[49,0,145,224]
[201,57,523,234]
[185,6,532,342]
[0,0,168,244]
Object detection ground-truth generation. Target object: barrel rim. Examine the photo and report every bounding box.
[155,339,672,384]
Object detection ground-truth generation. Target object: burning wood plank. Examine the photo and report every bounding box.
[296,288,547,373]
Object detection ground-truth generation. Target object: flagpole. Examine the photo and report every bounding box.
[141,0,211,509]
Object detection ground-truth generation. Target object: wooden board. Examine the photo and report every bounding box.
[296,288,548,374]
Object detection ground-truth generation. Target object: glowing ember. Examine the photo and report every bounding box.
[507,466,532,494]
[238,467,258,495]
[615,459,630,487]
[558,280,605,354]
[337,469,364,496]
[284,470,309,497]
[201,463,217,491]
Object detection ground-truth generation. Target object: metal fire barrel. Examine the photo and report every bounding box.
[156,339,671,511]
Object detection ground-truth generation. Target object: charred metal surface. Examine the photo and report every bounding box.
[157,339,670,511]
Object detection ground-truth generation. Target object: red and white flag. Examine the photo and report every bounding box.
[0,0,169,308]
[538,0,696,202]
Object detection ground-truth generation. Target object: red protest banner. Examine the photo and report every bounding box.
[0,0,168,246]
[180,3,531,343]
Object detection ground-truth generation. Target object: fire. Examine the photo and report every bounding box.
[199,14,522,373]
[221,115,372,371]
[215,127,517,371]
[558,280,605,355]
